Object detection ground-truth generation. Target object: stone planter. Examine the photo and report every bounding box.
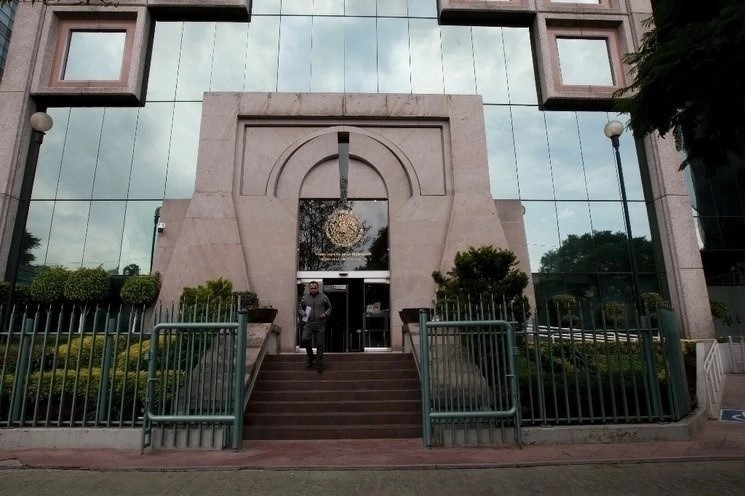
[246,307,278,323]
[399,307,431,324]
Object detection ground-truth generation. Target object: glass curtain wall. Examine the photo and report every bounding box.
[24,0,660,316]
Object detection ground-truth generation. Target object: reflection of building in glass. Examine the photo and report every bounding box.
[0,1,727,341]
[0,0,15,79]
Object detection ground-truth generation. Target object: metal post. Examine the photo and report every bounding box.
[232,310,247,450]
[610,135,644,319]
[607,125,660,418]
[150,207,161,273]
[419,308,432,447]
[4,129,45,329]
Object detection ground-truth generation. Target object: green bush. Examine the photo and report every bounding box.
[710,300,734,327]
[29,266,70,304]
[181,277,234,321]
[603,301,627,328]
[120,273,161,306]
[64,267,110,305]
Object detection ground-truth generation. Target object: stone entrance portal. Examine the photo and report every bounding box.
[152,93,529,352]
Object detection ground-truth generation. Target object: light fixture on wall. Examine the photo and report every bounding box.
[4,111,54,319]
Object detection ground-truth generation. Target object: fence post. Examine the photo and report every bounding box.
[10,318,34,424]
[232,311,248,450]
[419,309,432,447]
[97,318,116,425]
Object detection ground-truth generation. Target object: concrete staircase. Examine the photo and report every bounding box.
[243,353,422,440]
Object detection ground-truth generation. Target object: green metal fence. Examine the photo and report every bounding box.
[418,298,692,444]
[141,313,248,451]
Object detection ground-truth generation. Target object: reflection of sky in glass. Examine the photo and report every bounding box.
[30,15,649,281]
[64,31,125,80]
[557,38,613,86]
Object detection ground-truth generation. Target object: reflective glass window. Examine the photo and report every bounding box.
[56,108,105,199]
[315,0,345,15]
[82,201,126,270]
[252,0,281,15]
[556,38,613,86]
[146,22,182,101]
[312,16,345,92]
[211,23,248,92]
[472,27,509,104]
[511,106,552,199]
[119,201,163,274]
[345,0,376,16]
[128,103,174,199]
[545,111,585,201]
[45,201,90,266]
[32,108,70,199]
[92,107,138,199]
[408,0,437,18]
[25,201,55,268]
[277,16,312,92]
[378,0,408,17]
[245,16,280,92]
[64,31,126,80]
[175,22,215,100]
[345,17,377,92]
[409,19,443,94]
[555,201,594,272]
[164,102,202,198]
[377,18,411,93]
[441,26,476,95]
[577,112,622,200]
[282,0,313,15]
[524,201,561,273]
[502,28,538,105]
[298,200,389,271]
[484,105,519,199]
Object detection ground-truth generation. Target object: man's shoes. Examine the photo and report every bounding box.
[305,355,315,368]
[316,361,324,373]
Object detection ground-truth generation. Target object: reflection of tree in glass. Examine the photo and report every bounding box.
[357,226,388,270]
[298,199,368,271]
[20,230,41,266]
[539,230,656,273]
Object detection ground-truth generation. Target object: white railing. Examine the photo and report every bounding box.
[702,340,725,418]
[727,336,745,374]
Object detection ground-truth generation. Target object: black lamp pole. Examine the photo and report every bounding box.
[4,112,53,325]
[604,120,644,319]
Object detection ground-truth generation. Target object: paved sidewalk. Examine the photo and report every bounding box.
[1,376,744,472]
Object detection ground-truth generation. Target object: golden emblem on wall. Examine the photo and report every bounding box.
[324,208,366,248]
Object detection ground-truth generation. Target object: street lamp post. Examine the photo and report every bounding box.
[603,120,644,319]
[604,119,661,417]
[3,111,53,321]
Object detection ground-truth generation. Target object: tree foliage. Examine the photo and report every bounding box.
[614,0,745,169]
[432,245,529,306]
[538,230,656,273]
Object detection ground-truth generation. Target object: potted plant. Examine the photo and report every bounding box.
[233,290,278,323]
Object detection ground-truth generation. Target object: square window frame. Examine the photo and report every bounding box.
[30,7,151,105]
[51,19,135,88]
[533,13,634,109]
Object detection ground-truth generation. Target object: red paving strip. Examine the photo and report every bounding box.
[1,420,744,471]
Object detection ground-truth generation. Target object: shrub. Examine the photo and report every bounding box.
[64,266,110,305]
[603,301,627,328]
[120,273,161,306]
[710,300,734,327]
[181,277,234,321]
[29,266,70,304]
[550,294,578,327]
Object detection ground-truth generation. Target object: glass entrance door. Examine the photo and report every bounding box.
[363,280,390,350]
[296,276,389,352]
